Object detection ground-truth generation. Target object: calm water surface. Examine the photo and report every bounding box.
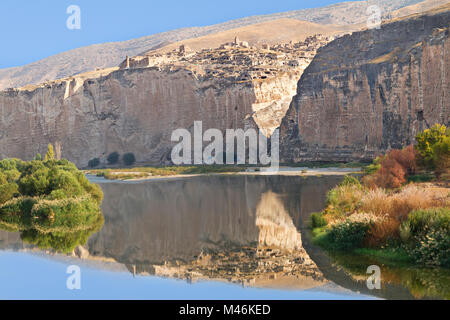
[0,175,448,299]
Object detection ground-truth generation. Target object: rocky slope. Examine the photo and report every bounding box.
[0,35,332,166]
[280,4,450,162]
[0,0,444,90]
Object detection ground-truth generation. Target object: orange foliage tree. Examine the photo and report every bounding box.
[363,145,417,189]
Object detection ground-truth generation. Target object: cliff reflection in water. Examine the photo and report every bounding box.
[85,175,341,288]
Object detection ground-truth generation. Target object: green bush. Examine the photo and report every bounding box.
[325,183,362,216]
[88,158,101,168]
[402,208,450,267]
[340,175,361,187]
[311,212,328,228]
[48,169,83,197]
[406,208,449,234]
[18,167,50,196]
[107,152,120,165]
[47,189,67,200]
[0,158,23,171]
[0,182,18,205]
[0,157,105,253]
[415,124,449,168]
[407,174,434,183]
[408,228,449,267]
[364,157,382,175]
[432,136,450,178]
[328,220,371,250]
[122,153,136,166]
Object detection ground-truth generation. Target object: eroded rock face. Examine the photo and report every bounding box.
[0,36,332,166]
[280,7,450,162]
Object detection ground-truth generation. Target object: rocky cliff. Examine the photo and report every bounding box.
[0,36,331,166]
[280,5,450,162]
[1,0,441,91]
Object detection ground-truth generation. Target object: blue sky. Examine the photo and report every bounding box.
[0,0,357,69]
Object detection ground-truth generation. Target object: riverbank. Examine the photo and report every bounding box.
[85,164,364,182]
[310,176,449,268]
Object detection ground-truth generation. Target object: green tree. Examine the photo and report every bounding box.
[107,152,120,165]
[34,153,42,161]
[415,124,449,168]
[123,153,136,166]
[88,158,100,168]
[45,144,55,161]
[432,136,450,178]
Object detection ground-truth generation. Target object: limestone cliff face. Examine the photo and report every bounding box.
[0,69,255,166]
[280,7,450,162]
[0,37,330,166]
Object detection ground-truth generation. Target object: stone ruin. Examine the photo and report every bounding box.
[118,34,336,84]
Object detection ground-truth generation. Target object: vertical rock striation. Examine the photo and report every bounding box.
[0,37,332,166]
[280,6,450,162]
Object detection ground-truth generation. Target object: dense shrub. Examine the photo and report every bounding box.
[408,229,449,267]
[415,124,449,168]
[48,169,83,197]
[88,158,101,168]
[122,153,136,166]
[363,145,417,189]
[311,212,328,228]
[406,208,449,235]
[364,157,381,175]
[18,167,50,196]
[0,158,23,171]
[432,136,450,178]
[0,182,18,205]
[0,158,105,253]
[401,208,450,267]
[325,181,363,216]
[341,175,361,187]
[365,218,400,248]
[328,220,371,250]
[107,152,120,165]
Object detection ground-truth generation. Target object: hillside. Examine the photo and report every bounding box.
[0,0,445,90]
[145,19,356,55]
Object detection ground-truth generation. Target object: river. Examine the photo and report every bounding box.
[0,175,448,299]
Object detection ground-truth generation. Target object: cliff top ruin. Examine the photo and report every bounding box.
[118,34,336,83]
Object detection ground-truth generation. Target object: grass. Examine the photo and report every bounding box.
[407,173,434,183]
[354,247,412,265]
[88,165,248,180]
[87,162,367,181]
[286,161,369,169]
